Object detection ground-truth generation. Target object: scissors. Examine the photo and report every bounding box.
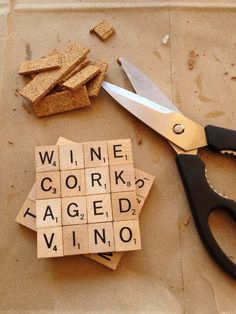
[102,58,236,279]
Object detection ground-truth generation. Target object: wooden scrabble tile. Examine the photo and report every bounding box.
[87,194,112,223]
[88,222,115,253]
[33,86,90,117]
[37,226,63,258]
[36,171,61,199]
[110,165,135,193]
[35,145,59,172]
[89,252,124,270]
[27,183,36,201]
[87,60,108,97]
[20,43,90,103]
[63,64,100,90]
[59,143,84,170]
[63,225,89,255]
[90,20,115,41]
[56,137,74,145]
[136,195,145,216]
[107,139,133,165]
[19,54,61,75]
[85,167,110,195]
[62,196,87,225]
[113,220,141,252]
[83,141,108,168]
[111,191,138,221]
[36,198,61,229]
[134,168,155,199]
[15,198,36,231]
[61,170,86,197]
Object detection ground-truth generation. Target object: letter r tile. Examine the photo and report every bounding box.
[85,167,110,195]
[35,145,59,172]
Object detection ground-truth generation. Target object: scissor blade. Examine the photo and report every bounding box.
[118,57,180,113]
[102,81,207,151]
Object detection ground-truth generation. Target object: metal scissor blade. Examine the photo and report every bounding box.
[102,81,207,151]
[118,57,180,113]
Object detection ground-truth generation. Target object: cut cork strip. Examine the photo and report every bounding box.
[19,54,61,75]
[63,64,100,90]
[59,58,89,84]
[20,43,90,103]
[90,20,115,41]
[87,60,108,97]
[33,86,90,117]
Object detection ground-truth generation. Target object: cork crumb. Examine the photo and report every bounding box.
[133,121,143,145]
[8,141,13,145]
[188,50,197,70]
[116,58,122,66]
[231,76,236,80]
[14,88,20,97]
[183,215,190,226]
[90,20,115,41]
[22,102,32,114]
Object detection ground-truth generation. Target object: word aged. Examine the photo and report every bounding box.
[35,139,142,258]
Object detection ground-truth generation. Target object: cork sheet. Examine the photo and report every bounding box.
[1,1,236,313]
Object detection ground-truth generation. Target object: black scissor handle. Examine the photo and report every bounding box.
[176,154,236,279]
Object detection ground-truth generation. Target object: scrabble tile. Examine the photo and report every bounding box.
[36,171,61,199]
[62,196,87,225]
[83,141,108,168]
[35,145,59,172]
[134,168,155,199]
[37,226,63,258]
[110,165,135,192]
[89,252,124,270]
[27,183,36,201]
[113,220,141,252]
[136,195,145,216]
[15,198,36,231]
[63,225,89,255]
[36,198,61,229]
[87,194,112,223]
[88,222,114,253]
[85,167,110,195]
[59,143,84,170]
[61,170,85,197]
[111,191,138,221]
[107,139,133,165]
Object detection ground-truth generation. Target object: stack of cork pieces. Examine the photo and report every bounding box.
[19,43,108,117]
[16,137,155,269]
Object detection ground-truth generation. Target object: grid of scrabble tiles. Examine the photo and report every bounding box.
[35,139,141,258]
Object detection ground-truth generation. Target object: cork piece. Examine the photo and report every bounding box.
[19,54,61,75]
[87,60,108,97]
[90,20,115,41]
[59,58,89,84]
[63,64,100,91]
[33,86,90,117]
[20,43,90,103]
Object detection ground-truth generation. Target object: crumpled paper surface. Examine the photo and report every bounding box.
[0,1,236,312]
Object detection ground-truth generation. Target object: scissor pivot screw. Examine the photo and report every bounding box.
[173,124,185,134]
